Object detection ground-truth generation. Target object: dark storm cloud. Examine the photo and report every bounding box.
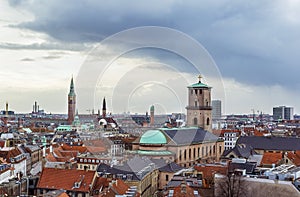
[8,0,300,89]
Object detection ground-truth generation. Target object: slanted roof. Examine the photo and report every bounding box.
[158,162,183,173]
[260,152,282,166]
[222,144,254,159]
[173,184,195,197]
[161,127,218,145]
[286,151,300,166]
[37,168,96,192]
[228,162,256,174]
[237,136,300,151]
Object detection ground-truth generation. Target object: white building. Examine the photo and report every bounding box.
[223,131,239,150]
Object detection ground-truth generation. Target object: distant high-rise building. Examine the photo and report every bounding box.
[212,100,222,120]
[273,106,294,121]
[67,77,76,124]
[186,75,212,132]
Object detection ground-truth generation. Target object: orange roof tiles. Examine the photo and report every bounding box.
[261,152,282,166]
[195,165,227,180]
[37,168,96,192]
[110,179,129,195]
[172,184,195,197]
[287,151,300,166]
[57,193,69,197]
[61,144,87,153]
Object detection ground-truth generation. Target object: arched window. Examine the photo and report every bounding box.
[184,150,187,160]
[194,117,197,125]
[206,117,210,125]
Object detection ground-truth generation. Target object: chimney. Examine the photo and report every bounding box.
[43,146,46,157]
[5,102,8,116]
[50,145,53,153]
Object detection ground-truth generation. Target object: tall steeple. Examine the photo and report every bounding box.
[69,77,75,96]
[68,77,76,124]
[102,97,106,118]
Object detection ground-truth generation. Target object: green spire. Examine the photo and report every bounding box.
[69,77,76,96]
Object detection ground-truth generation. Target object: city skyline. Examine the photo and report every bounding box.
[0,1,300,114]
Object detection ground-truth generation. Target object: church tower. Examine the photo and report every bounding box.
[186,75,212,132]
[150,105,154,126]
[68,77,76,124]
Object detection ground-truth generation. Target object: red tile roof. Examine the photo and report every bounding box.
[261,152,282,166]
[172,184,195,197]
[110,179,129,195]
[195,165,228,180]
[46,145,78,163]
[286,151,300,166]
[37,168,96,193]
[61,144,87,154]
[57,193,69,197]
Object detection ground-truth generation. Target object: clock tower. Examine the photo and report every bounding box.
[68,77,76,124]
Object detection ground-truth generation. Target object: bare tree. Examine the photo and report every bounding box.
[214,173,247,197]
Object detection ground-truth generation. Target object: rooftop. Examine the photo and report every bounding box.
[140,129,167,145]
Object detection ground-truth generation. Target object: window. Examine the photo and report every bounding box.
[195,101,197,107]
[179,150,182,161]
[189,149,191,159]
[206,118,210,126]
[166,174,169,181]
[191,90,193,94]
[200,89,202,94]
[194,117,198,125]
[184,150,187,160]
[195,89,198,94]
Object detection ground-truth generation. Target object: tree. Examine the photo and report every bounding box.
[214,173,247,197]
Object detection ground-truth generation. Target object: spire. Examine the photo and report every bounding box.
[102,97,106,118]
[102,97,106,110]
[69,76,75,96]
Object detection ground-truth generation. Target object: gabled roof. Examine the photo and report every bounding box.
[237,136,300,151]
[161,127,218,145]
[37,168,96,192]
[222,144,254,159]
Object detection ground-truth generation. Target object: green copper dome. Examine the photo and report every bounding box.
[150,105,154,112]
[140,130,167,144]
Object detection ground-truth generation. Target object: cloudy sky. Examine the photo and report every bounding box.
[0,0,300,115]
